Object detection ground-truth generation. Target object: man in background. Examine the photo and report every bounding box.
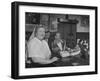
[44,31,52,51]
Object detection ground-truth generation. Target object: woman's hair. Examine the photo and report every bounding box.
[34,26,45,36]
[29,25,45,41]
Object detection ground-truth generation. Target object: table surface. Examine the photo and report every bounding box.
[53,55,89,66]
[26,53,89,68]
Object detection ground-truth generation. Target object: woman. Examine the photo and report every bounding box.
[27,26,58,67]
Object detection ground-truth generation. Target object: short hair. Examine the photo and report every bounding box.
[45,30,50,33]
[55,32,61,36]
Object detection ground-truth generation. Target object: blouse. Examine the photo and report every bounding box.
[28,37,51,60]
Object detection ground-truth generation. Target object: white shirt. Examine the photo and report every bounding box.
[28,37,51,59]
[57,42,63,51]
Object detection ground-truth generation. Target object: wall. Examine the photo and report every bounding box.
[26,14,89,33]
[41,14,89,32]
[0,0,99,81]
[69,15,89,32]
[50,14,89,32]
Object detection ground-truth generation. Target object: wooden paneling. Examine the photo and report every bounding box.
[58,20,78,49]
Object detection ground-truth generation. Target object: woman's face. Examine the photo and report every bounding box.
[36,28,45,40]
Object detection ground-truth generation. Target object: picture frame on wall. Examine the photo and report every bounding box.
[11,1,98,79]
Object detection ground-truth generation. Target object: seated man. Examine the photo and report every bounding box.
[44,30,52,51]
[51,32,66,58]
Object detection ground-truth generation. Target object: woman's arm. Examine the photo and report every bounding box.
[32,57,58,64]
